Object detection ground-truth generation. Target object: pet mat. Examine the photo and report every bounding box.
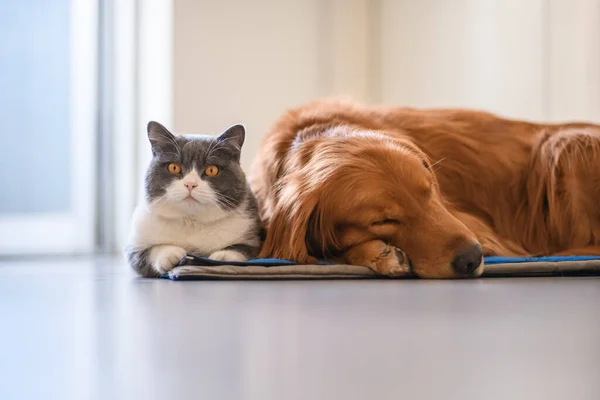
[161,254,600,280]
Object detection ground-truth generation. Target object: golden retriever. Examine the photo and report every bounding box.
[249,99,600,278]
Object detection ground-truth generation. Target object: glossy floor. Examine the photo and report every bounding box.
[0,257,598,400]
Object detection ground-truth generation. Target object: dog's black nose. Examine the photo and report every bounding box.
[451,244,483,277]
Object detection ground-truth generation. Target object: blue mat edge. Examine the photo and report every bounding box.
[183,254,600,266]
[483,255,600,264]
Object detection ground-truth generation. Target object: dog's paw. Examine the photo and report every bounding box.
[375,245,412,276]
[208,249,248,262]
[345,240,412,277]
[150,245,187,274]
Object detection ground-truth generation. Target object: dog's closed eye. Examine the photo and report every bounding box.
[371,219,402,226]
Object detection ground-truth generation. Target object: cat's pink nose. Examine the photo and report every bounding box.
[184,182,198,191]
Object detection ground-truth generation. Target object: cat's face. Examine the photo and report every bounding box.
[144,121,248,216]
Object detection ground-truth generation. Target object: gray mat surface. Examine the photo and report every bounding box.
[168,259,600,280]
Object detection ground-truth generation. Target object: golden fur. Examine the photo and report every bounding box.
[250,99,600,278]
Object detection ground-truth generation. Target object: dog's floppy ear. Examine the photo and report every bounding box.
[258,173,338,263]
[258,181,318,262]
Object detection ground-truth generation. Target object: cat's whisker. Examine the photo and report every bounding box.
[219,195,239,205]
[205,137,222,159]
[218,197,236,206]
[207,137,239,158]
[216,195,239,210]
[160,151,181,159]
[156,131,183,158]
[211,143,238,156]
[206,140,222,159]
[214,193,235,204]
[215,191,239,202]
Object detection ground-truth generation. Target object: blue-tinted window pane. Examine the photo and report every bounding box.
[0,0,71,214]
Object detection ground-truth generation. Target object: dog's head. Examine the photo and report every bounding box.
[259,129,483,278]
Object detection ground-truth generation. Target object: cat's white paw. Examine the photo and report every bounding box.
[150,245,187,274]
[208,249,248,262]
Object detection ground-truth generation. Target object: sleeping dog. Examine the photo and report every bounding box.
[250,99,600,278]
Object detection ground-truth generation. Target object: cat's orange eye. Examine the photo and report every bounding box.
[205,165,219,177]
[168,162,181,175]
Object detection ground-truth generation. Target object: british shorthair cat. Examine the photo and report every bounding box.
[126,121,261,277]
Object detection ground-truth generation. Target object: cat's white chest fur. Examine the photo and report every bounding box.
[128,201,257,255]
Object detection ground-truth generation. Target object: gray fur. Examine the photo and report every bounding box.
[125,247,157,277]
[126,122,261,277]
[145,122,248,209]
[238,194,262,251]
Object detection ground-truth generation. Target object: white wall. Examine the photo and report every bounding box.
[173,0,320,169]
[546,0,600,122]
[171,0,599,167]
[378,0,547,120]
[377,0,600,123]
[172,0,374,169]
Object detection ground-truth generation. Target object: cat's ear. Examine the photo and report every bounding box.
[147,121,178,156]
[218,124,245,152]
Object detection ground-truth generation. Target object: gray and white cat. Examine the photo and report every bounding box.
[126,121,261,277]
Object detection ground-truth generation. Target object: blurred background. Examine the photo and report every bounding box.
[0,0,598,257]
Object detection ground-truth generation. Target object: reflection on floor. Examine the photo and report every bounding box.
[0,256,598,400]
